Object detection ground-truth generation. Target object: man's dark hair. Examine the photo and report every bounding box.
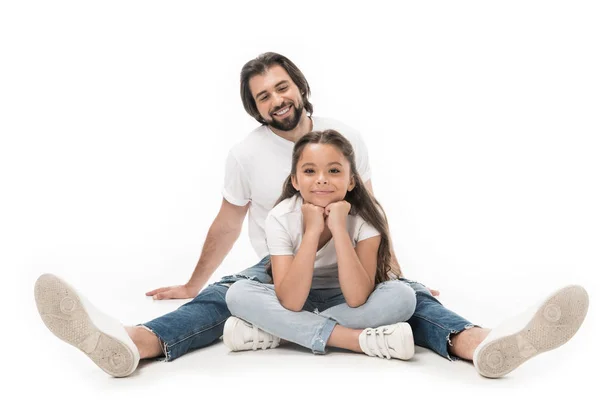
[240,52,313,124]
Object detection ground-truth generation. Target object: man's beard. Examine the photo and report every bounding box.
[267,101,304,131]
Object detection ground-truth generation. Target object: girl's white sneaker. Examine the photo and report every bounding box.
[223,316,281,351]
[359,322,415,360]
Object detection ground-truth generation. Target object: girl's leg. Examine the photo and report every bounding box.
[326,325,362,352]
[225,280,336,354]
[318,280,417,358]
[226,279,416,359]
[319,280,417,328]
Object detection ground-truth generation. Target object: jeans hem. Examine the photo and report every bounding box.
[445,324,478,361]
[310,319,337,354]
[141,317,229,362]
[138,324,171,362]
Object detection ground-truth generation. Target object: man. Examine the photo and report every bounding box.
[35,52,589,378]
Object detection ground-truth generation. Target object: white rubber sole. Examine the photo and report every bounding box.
[222,316,243,351]
[474,285,589,378]
[394,322,415,360]
[34,274,138,377]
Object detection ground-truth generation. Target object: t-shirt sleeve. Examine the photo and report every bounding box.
[222,150,251,206]
[265,214,294,256]
[356,218,381,243]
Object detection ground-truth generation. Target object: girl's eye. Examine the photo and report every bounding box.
[329,168,340,173]
[304,169,314,174]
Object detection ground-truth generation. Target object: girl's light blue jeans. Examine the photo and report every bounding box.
[225,279,417,354]
[142,256,475,361]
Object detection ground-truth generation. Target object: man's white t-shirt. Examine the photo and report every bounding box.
[222,116,372,259]
[265,194,381,289]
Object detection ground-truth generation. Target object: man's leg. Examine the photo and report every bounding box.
[399,278,482,361]
[472,284,588,378]
[35,274,141,378]
[34,256,271,377]
[401,278,589,378]
[137,255,272,361]
[449,327,490,360]
[125,325,163,359]
[137,283,231,361]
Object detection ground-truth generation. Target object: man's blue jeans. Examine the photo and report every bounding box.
[142,256,474,361]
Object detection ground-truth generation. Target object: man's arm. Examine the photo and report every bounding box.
[146,198,249,300]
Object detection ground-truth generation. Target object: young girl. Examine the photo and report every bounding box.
[223,129,417,360]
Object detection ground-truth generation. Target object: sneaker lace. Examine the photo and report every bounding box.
[364,326,392,359]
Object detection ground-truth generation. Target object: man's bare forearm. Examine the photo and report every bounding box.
[186,219,242,291]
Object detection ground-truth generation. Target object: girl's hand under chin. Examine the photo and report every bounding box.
[301,203,326,235]
[325,201,351,232]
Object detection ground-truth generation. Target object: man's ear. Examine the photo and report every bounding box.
[347,175,356,192]
[291,174,300,191]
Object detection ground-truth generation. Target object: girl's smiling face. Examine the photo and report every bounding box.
[291,143,355,208]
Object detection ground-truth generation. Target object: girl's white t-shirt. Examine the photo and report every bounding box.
[265,194,381,289]
[222,116,372,259]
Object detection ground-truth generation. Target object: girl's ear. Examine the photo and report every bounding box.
[291,174,300,191]
[347,175,356,192]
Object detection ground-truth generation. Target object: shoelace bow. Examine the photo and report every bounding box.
[364,326,393,359]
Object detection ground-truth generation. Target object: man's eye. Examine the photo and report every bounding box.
[278,86,288,92]
[259,95,269,101]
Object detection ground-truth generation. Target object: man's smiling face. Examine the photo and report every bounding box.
[249,65,305,131]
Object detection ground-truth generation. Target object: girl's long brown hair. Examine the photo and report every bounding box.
[274,129,402,283]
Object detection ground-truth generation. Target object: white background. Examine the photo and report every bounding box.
[1,1,598,399]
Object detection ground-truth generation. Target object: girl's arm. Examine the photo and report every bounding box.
[332,231,379,307]
[271,231,318,312]
[270,203,325,312]
[326,201,379,307]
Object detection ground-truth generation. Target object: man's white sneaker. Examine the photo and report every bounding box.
[34,274,140,378]
[223,316,280,351]
[359,322,415,360]
[473,284,589,378]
